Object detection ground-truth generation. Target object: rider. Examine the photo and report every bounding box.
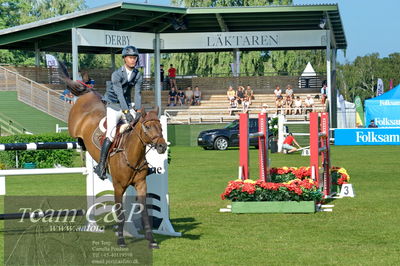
[94,45,143,180]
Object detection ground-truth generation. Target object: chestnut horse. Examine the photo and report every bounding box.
[68,90,167,249]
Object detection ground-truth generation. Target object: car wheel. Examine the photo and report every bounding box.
[214,137,229,150]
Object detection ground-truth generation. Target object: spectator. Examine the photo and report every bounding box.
[368,119,378,128]
[261,103,268,114]
[160,64,165,90]
[274,85,282,100]
[285,85,294,100]
[227,85,236,104]
[245,85,254,105]
[275,95,284,114]
[168,64,177,89]
[167,87,177,106]
[304,94,315,114]
[282,133,302,154]
[320,82,327,104]
[293,96,303,115]
[177,88,185,106]
[236,86,245,105]
[184,86,194,105]
[193,86,202,105]
[284,94,293,115]
[242,95,250,113]
[61,89,74,105]
[229,95,238,115]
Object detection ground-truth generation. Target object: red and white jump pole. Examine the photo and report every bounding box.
[310,112,331,197]
[239,113,268,181]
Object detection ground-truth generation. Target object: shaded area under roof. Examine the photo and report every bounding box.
[0,2,347,54]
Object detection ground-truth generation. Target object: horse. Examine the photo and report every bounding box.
[65,79,167,249]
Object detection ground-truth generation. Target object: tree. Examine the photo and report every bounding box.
[0,0,85,66]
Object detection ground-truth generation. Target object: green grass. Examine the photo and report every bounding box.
[1,146,400,265]
[0,91,66,134]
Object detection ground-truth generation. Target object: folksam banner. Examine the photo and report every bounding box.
[364,84,400,127]
[354,96,364,127]
[335,128,400,145]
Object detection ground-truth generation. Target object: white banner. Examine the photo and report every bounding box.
[76,28,154,49]
[161,30,327,50]
[377,78,384,96]
[75,28,327,51]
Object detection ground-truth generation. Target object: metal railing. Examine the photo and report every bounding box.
[0,66,71,123]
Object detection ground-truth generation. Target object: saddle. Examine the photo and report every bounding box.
[92,117,132,157]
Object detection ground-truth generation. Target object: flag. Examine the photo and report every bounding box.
[389,79,393,90]
[45,54,58,67]
[376,78,384,96]
[354,96,365,127]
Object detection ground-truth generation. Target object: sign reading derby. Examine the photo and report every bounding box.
[76,28,153,49]
[161,30,326,50]
[335,128,400,145]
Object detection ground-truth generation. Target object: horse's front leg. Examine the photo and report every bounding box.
[114,184,127,247]
[136,179,159,249]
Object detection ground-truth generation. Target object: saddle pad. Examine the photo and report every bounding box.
[91,126,127,158]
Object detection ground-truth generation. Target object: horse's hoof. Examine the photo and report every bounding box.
[117,238,127,247]
[149,242,159,249]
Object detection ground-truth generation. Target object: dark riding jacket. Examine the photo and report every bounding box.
[103,66,142,110]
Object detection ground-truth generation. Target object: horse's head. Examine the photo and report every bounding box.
[137,107,167,154]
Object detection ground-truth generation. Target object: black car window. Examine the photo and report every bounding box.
[224,120,239,129]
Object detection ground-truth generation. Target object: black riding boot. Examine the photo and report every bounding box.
[94,138,112,180]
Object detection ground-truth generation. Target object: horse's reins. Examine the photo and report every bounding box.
[122,117,162,173]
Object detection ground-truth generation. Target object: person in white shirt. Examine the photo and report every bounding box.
[273,85,282,100]
[293,96,303,115]
[304,95,315,114]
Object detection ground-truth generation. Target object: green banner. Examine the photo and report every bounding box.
[354,96,365,127]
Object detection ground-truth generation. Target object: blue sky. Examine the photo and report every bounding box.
[85,0,400,63]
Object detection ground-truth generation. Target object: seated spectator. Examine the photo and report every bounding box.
[293,96,303,115]
[61,89,74,105]
[275,96,284,114]
[177,88,185,106]
[282,133,302,154]
[236,86,245,105]
[184,86,193,105]
[368,119,378,128]
[261,103,268,114]
[284,95,293,115]
[193,86,201,105]
[245,85,254,105]
[227,85,236,103]
[274,85,282,100]
[304,94,315,114]
[242,96,250,113]
[167,87,178,106]
[285,85,294,101]
[320,82,327,104]
[229,96,238,115]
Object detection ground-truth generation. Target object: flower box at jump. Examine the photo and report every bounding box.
[221,112,351,214]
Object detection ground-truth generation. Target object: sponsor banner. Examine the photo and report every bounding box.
[161,30,326,50]
[354,96,364,127]
[75,28,326,50]
[335,128,400,145]
[76,28,153,49]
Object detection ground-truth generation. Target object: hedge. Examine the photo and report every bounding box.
[0,133,77,169]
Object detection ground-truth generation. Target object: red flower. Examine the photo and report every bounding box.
[241,183,256,194]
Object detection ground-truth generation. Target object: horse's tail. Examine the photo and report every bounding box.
[56,59,91,96]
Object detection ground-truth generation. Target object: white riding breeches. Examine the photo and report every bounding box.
[106,107,136,142]
[106,107,122,142]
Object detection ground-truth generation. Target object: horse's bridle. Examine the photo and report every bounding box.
[122,117,163,173]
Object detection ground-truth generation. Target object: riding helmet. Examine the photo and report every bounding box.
[121,46,139,57]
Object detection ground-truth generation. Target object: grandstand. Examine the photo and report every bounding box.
[1,65,325,127]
